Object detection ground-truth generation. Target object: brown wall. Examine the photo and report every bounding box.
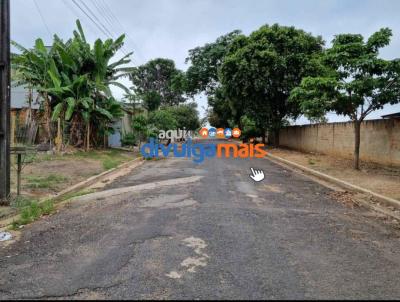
[279,119,400,166]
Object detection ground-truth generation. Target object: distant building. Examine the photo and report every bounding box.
[382,112,400,119]
[10,84,41,145]
[108,101,146,148]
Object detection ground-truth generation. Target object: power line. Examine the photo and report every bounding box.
[71,0,130,56]
[61,0,98,37]
[71,0,109,38]
[90,0,134,58]
[96,0,143,61]
[76,0,114,39]
[33,0,52,39]
[90,0,118,36]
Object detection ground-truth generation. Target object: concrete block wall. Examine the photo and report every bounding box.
[279,119,400,166]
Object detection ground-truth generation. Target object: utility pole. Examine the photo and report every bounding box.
[0,0,11,205]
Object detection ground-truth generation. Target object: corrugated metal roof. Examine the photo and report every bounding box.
[11,84,40,109]
[381,112,400,119]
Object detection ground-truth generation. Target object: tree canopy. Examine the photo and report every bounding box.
[220,24,324,142]
[12,20,133,150]
[130,58,186,111]
[290,28,400,169]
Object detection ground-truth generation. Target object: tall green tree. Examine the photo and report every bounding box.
[220,24,324,143]
[130,58,186,110]
[168,103,200,130]
[185,30,241,96]
[185,31,242,128]
[290,28,400,169]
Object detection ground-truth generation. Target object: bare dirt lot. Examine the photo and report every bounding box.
[268,148,400,201]
[10,149,137,199]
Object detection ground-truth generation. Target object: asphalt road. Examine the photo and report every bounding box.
[1,143,400,299]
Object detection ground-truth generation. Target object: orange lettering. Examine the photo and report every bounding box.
[254,144,267,158]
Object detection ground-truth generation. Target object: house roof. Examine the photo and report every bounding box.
[381,112,400,119]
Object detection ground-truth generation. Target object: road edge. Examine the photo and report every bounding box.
[0,156,144,229]
[265,153,400,217]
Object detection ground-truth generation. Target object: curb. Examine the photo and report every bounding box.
[266,153,400,210]
[51,157,143,202]
[0,157,144,229]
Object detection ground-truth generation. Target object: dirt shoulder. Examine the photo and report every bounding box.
[268,148,400,201]
[8,149,139,201]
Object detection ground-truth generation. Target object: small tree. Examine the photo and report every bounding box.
[132,114,148,148]
[290,28,400,169]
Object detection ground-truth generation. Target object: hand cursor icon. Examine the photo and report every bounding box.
[250,168,265,182]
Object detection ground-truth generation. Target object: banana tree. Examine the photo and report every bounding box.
[12,39,55,144]
[13,20,134,150]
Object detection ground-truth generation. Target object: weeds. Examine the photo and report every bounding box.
[102,158,120,170]
[10,199,56,230]
[25,174,68,189]
[10,195,35,208]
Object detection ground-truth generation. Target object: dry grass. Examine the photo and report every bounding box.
[269,148,400,201]
[10,149,136,199]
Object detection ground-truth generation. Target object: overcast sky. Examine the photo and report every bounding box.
[11,0,400,123]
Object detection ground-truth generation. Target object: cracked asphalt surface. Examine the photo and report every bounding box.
[1,142,400,299]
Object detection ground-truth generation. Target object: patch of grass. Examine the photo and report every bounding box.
[25,174,68,189]
[102,158,120,170]
[9,189,95,230]
[308,158,316,165]
[72,149,131,171]
[10,195,36,208]
[41,199,55,215]
[10,199,56,230]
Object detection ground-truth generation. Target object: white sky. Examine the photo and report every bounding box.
[11,0,400,124]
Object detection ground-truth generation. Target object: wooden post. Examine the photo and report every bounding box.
[55,117,62,152]
[10,112,15,146]
[0,0,11,204]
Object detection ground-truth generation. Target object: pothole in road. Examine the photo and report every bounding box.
[138,194,198,209]
[166,236,209,280]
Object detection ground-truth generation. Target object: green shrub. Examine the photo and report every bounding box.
[121,133,136,146]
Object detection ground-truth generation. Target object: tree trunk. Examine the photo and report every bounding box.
[354,120,361,170]
[86,123,90,152]
[261,129,266,144]
[270,128,280,147]
[43,93,52,146]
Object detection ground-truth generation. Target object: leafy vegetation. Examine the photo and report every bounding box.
[290,28,400,169]
[185,24,400,169]
[12,20,133,150]
[130,58,187,110]
[10,199,55,230]
[220,24,324,144]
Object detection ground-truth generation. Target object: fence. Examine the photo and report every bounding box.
[279,118,400,166]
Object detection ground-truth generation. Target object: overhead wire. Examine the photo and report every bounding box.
[33,0,52,40]
[89,0,135,58]
[61,0,98,37]
[95,0,143,61]
[71,0,110,38]
[76,0,115,39]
